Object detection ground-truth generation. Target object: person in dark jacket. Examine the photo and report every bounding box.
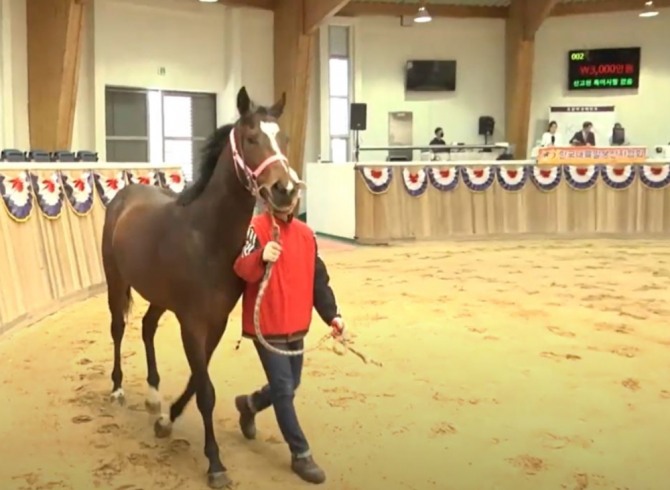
[570,121,596,146]
[232,199,345,485]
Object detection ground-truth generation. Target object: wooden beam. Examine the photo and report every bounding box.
[274,0,316,178]
[218,0,275,10]
[552,0,670,17]
[26,0,85,151]
[305,0,351,34]
[339,2,508,18]
[505,0,558,159]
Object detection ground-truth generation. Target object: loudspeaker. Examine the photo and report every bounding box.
[350,103,367,131]
[478,116,495,136]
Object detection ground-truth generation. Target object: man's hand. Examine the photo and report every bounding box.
[330,317,346,339]
[262,241,282,263]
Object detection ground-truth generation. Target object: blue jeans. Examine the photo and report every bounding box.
[250,340,310,456]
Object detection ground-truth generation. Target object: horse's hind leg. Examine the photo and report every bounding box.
[142,304,166,414]
[107,280,132,405]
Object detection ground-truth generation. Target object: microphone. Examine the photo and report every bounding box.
[551,135,555,145]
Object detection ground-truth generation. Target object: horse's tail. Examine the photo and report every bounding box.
[122,287,133,321]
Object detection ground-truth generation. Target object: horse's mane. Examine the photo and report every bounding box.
[176,123,234,206]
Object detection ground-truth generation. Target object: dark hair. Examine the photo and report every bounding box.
[435,127,443,135]
[583,121,593,129]
[547,120,557,131]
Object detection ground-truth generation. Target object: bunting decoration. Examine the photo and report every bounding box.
[127,170,159,186]
[639,165,670,189]
[460,166,494,192]
[496,166,529,192]
[158,170,186,194]
[29,172,64,219]
[600,165,636,190]
[427,167,459,192]
[61,171,95,216]
[0,171,34,222]
[359,167,393,194]
[564,165,600,191]
[94,171,128,207]
[401,168,428,197]
[529,166,562,192]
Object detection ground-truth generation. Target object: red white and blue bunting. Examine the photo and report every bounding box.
[0,171,34,222]
[358,167,393,194]
[29,172,64,219]
[61,171,95,216]
[496,166,529,192]
[94,171,128,207]
[564,165,600,191]
[460,166,494,192]
[158,170,186,194]
[600,165,636,190]
[639,165,670,189]
[357,164,670,195]
[0,167,185,222]
[426,167,459,192]
[127,170,160,186]
[401,168,428,197]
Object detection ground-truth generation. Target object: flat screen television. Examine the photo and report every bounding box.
[405,60,457,92]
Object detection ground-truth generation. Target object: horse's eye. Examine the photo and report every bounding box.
[246,137,258,145]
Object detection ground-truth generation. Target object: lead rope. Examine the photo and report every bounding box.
[235,213,381,367]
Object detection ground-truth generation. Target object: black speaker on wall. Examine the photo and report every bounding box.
[350,103,367,131]
[478,116,495,136]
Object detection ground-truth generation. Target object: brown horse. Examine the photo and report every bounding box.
[101,86,302,488]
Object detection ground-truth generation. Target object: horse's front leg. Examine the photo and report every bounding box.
[155,317,229,488]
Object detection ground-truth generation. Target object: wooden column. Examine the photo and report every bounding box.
[26,0,85,151]
[505,0,558,158]
[274,0,350,177]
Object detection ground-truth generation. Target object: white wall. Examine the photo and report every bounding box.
[531,9,670,152]
[0,0,29,151]
[351,16,506,160]
[87,0,274,159]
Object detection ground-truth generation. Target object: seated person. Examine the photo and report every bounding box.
[570,121,596,146]
[429,127,448,153]
[540,121,561,147]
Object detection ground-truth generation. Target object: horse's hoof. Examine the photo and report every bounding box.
[145,399,162,414]
[208,471,232,489]
[154,414,173,439]
[110,388,125,406]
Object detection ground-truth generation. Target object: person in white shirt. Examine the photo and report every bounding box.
[540,121,560,147]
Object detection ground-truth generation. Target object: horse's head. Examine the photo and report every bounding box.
[232,86,304,213]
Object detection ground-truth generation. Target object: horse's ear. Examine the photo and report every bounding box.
[237,86,252,116]
[269,92,287,118]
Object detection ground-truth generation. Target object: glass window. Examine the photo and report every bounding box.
[148,90,164,163]
[164,139,193,181]
[330,137,348,163]
[329,96,349,136]
[163,95,193,138]
[105,89,148,137]
[106,140,149,163]
[329,58,349,98]
[192,94,217,138]
[328,25,349,58]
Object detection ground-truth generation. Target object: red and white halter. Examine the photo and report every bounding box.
[229,127,289,196]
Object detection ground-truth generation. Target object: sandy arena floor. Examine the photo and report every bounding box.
[1,238,670,490]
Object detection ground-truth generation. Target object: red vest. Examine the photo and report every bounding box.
[234,213,316,340]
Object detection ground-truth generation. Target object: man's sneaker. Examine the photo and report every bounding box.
[234,395,256,440]
[291,455,326,484]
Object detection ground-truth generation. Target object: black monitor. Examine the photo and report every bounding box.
[612,127,625,145]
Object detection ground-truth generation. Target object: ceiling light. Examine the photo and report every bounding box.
[639,1,659,17]
[414,6,432,23]
[199,0,218,3]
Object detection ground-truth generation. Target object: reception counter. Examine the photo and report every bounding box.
[305,159,670,244]
[0,163,185,333]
